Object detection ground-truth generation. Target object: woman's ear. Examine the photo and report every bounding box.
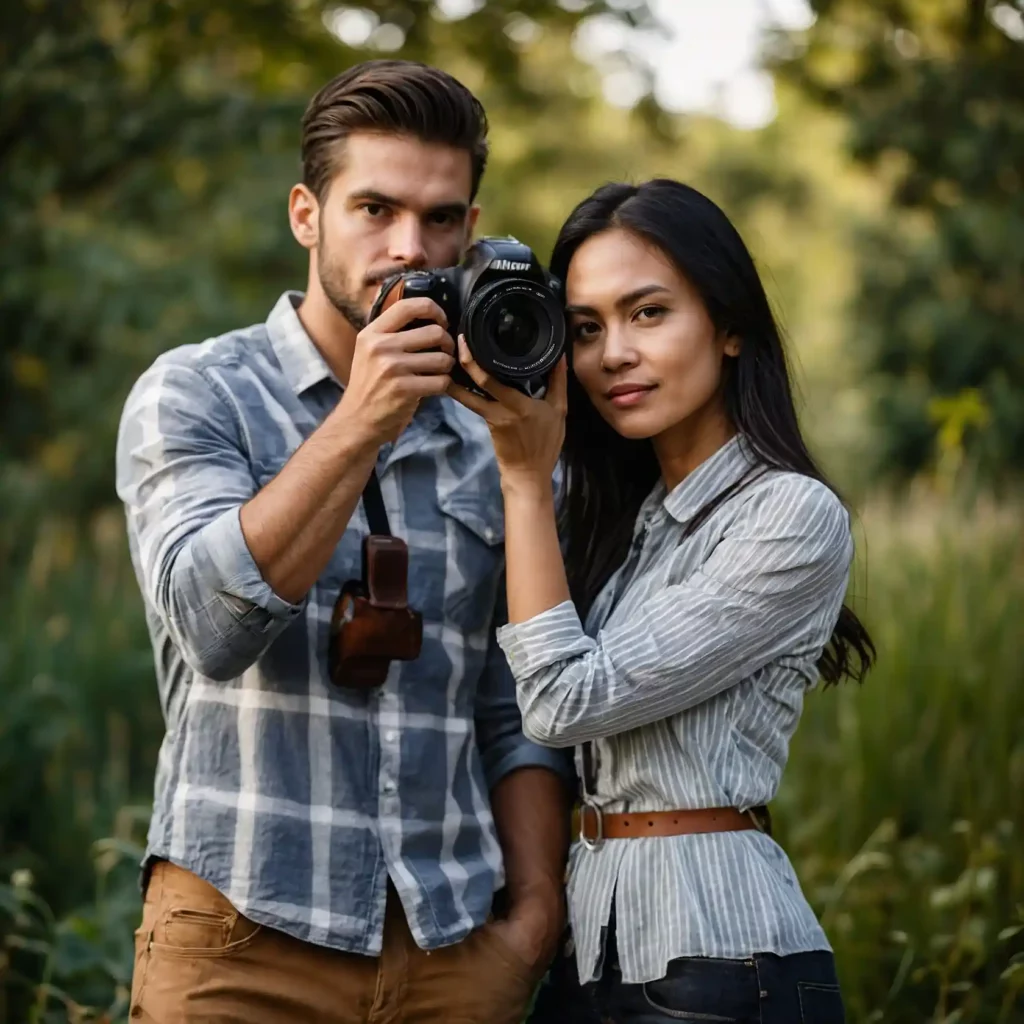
[723,333,742,358]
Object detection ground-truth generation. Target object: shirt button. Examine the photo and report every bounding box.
[383,780,396,795]
[384,730,396,743]
[483,527,495,542]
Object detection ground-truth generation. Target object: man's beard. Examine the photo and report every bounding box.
[319,257,369,332]
[318,237,410,333]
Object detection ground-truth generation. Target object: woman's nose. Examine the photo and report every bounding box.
[601,328,640,372]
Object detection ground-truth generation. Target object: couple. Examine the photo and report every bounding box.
[116,59,874,1023]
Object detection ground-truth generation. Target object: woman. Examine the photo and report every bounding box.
[447,178,874,1023]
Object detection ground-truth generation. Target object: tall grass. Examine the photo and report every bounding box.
[1,491,1022,1022]
[777,492,1024,1022]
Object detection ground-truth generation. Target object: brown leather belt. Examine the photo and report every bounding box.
[572,804,772,848]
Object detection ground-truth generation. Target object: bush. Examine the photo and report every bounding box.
[2,492,1023,1022]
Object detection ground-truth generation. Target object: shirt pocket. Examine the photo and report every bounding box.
[432,481,505,636]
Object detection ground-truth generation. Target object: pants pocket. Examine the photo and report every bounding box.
[797,981,845,1024]
[639,957,757,1021]
[640,986,739,1022]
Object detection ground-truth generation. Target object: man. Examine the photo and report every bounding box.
[116,59,573,1023]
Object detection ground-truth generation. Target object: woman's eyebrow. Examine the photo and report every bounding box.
[566,283,671,316]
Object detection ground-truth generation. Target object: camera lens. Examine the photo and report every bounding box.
[464,278,564,393]
[485,297,541,358]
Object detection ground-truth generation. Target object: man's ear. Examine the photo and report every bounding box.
[289,184,320,250]
[465,203,481,241]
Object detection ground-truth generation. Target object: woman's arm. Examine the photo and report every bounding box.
[444,341,853,750]
[500,480,573,623]
[496,477,853,747]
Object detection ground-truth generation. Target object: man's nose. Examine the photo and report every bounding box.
[388,216,428,268]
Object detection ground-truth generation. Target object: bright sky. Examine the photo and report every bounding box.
[573,0,816,129]
[329,0,817,130]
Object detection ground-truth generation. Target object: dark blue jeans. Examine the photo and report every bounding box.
[529,922,845,1024]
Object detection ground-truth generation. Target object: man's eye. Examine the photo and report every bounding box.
[428,212,457,226]
[362,203,387,217]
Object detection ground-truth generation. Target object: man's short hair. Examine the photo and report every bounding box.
[301,59,490,202]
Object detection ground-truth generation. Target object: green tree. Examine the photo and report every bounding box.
[2,3,672,1018]
[0,0,662,570]
[771,0,1024,484]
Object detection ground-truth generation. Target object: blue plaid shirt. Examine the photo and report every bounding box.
[115,291,571,955]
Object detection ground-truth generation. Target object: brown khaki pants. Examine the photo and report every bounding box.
[129,860,541,1023]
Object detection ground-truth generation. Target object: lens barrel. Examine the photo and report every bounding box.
[464,279,564,382]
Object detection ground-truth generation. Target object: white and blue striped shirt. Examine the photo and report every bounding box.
[496,435,853,985]
[115,291,571,957]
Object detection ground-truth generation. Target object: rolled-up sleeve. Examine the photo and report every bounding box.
[115,356,304,681]
[496,478,854,748]
[474,568,575,790]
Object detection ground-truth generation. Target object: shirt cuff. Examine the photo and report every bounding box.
[485,739,576,790]
[495,600,594,680]
[198,506,306,628]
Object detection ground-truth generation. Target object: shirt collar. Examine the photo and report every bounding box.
[643,433,760,527]
[266,291,339,395]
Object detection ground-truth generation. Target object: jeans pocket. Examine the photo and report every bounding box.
[639,988,739,1023]
[797,981,845,1024]
[640,957,756,1021]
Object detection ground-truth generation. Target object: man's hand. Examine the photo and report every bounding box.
[236,295,454,605]
[340,297,456,444]
[488,882,565,978]
[485,767,570,982]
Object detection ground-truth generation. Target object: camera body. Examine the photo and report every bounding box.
[368,236,565,399]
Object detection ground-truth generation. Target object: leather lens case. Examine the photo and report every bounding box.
[329,535,423,690]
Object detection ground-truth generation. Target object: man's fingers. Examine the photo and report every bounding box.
[370,296,448,334]
[402,374,453,398]
[399,350,457,376]
[391,323,455,355]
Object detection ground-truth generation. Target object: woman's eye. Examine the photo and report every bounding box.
[572,321,600,341]
[635,304,665,322]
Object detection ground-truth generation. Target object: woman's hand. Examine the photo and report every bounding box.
[447,335,568,495]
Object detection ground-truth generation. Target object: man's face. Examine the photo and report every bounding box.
[303,132,478,331]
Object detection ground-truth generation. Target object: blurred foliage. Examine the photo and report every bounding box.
[3,0,1024,1021]
[0,0,663,572]
[771,0,1024,485]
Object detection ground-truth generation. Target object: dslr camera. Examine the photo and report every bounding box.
[368,236,565,398]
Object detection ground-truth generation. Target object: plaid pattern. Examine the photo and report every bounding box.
[115,292,571,955]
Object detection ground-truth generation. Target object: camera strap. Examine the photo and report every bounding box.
[361,467,392,537]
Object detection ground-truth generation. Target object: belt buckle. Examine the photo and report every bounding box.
[579,798,604,852]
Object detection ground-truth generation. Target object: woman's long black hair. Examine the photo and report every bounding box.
[550,178,874,686]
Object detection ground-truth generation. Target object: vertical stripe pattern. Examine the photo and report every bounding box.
[496,435,853,985]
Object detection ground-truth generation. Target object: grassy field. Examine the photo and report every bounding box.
[1,490,1023,1023]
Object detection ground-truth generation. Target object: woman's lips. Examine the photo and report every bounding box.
[606,384,656,408]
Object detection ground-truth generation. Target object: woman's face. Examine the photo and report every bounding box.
[565,227,739,443]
